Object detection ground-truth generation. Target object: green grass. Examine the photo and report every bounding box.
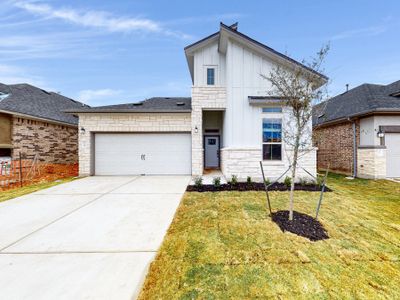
[139,174,400,299]
[0,177,77,203]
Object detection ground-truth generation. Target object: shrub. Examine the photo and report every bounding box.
[284,176,292,187]
[194,176,203,188]
[213,177,221,188]
[316,175,324,188]
[246,176,252,184]
[264,178,271,185]
[230,175,238,186]
[299,177,308,186]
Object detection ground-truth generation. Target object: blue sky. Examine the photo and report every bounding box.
[1,0,399,106]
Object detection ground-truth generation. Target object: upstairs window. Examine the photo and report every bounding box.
[262,107,282,113]
[207,68,215,85]
[262,118,282,160]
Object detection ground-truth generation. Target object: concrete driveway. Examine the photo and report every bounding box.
[0,175,190,300]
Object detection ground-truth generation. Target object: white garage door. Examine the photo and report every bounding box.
[386,133,400,178]
[94,133,191,175]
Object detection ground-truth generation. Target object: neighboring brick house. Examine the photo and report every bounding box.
[313,80,400,179]
[0,83,88,163]
[68,23,327,180]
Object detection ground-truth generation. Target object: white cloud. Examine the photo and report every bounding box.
[330,25,387,41]
[78,89,122,106]
[13,1,190,39]
[0,64,47,87]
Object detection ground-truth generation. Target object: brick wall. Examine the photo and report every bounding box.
[314,121,359,175]
[11,116,78,163]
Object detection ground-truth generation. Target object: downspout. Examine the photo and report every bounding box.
[348,118,357,178]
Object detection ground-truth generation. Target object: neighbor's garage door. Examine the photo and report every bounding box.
[386,133,400,178]
[94,133,191,175]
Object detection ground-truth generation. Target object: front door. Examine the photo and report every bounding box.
[204,136,219,168]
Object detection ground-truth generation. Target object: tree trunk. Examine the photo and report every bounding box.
[289,127,301,221]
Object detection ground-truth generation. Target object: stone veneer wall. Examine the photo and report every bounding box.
[11,116,78,163]
[357,147,387,179]
[221,147,317,182]
[191,87,226,175]
[314,121,360,175]
[78,113,191,176]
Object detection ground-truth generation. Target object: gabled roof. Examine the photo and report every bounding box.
[313,80,400,127]
[185,22,328,84]
[0,83,88,125]
[66,97,191,113]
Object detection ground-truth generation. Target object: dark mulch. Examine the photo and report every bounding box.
[186,182,331,192]
[272,210,329,241]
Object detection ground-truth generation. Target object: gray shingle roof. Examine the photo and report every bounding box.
[313,80,400,126]
[66,97,191,113]
[0,83,88,125]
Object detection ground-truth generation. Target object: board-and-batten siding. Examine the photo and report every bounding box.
[192,39,316,180]
[193,42,226,87]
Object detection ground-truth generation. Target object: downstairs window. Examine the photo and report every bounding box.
[262,118,282,160]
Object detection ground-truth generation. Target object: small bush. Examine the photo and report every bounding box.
[230,175,238,186]
[194,176,203,188]
[246,176,252,184]
[213,177,221,188]
[316,175,324,188]
[264,178,271,185]
[299,177,308,186]
[284,176,292,187]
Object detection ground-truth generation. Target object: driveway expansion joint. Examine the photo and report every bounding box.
[0,176,141,252]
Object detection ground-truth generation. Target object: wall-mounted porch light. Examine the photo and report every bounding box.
[377,131,385,138]
[80,127,86,134]
[194,126,198,133]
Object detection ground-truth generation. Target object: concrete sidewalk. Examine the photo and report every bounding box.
[0,175,190,300]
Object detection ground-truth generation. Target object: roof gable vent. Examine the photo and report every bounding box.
[0,92,9,101]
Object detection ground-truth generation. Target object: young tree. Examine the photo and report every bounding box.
[261,45,329,221]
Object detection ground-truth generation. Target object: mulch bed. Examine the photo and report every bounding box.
[186,182,331,192]
[272,210,329,241]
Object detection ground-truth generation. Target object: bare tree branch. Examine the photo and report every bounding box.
[261,45,330,221]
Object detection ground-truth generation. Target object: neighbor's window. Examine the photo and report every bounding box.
[262,118,282,160]
[207,68,215,85]
[262,107,282,113]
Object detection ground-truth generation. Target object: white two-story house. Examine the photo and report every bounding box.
[69,23,327,181]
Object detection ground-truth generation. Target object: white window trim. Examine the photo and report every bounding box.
[261,108,283,162]
[204,65,218,86]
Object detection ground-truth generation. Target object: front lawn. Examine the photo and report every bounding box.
[139,174,400,299]
[0,177,77,203]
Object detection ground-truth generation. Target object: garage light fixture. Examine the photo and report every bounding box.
[377,131,384,138]
[194,126,198,133]
[80,127,86,134]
